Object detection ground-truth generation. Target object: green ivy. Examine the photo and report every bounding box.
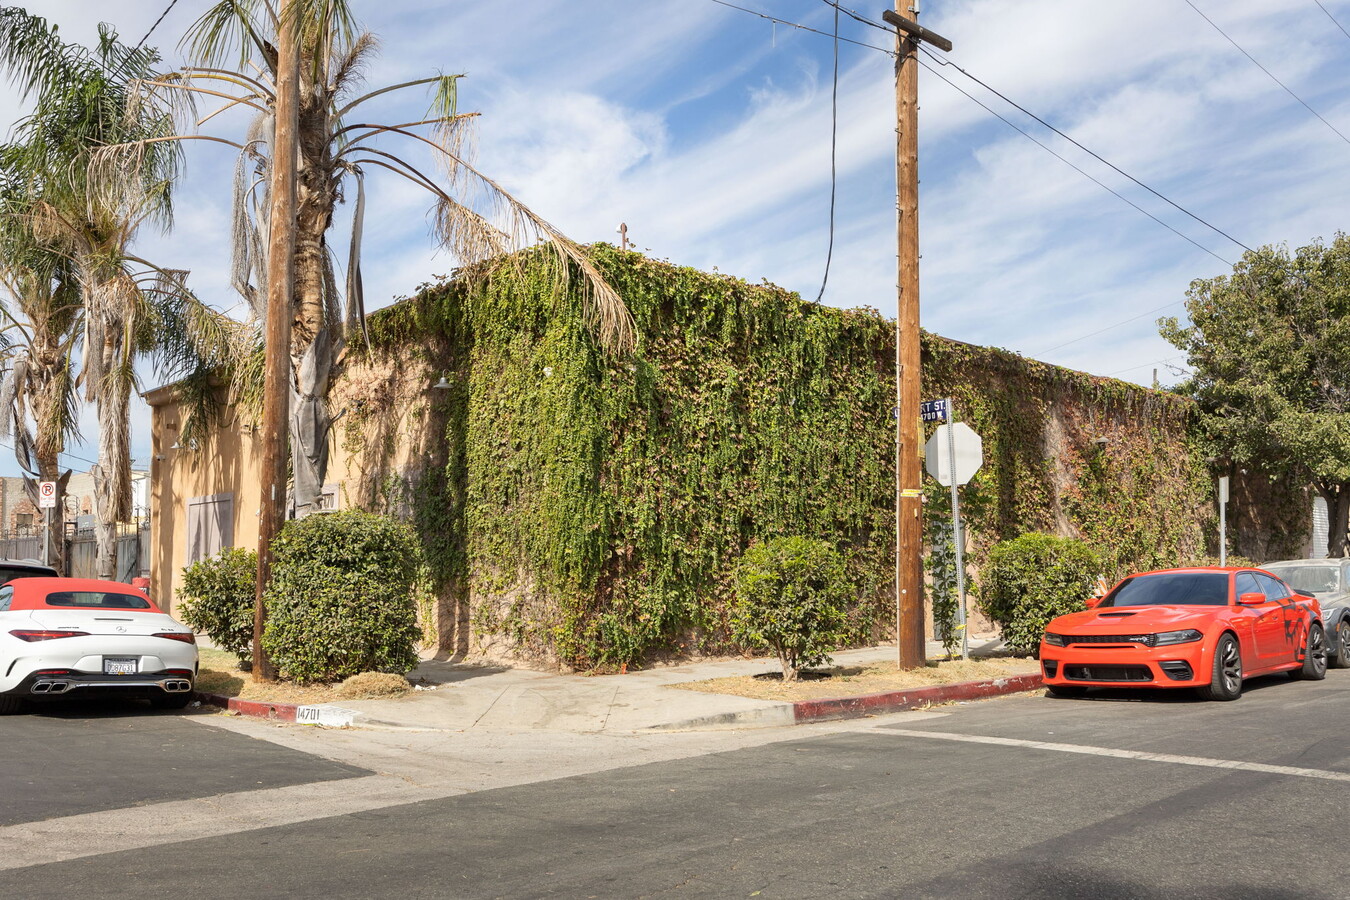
[346,246,1309,670]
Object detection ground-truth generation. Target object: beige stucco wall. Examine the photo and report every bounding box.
[145,353,436,618]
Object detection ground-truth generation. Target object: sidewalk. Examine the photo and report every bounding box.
[272,639,1041,733]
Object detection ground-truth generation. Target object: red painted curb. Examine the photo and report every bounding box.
[792,672,1045,723]
[196,691,300,723]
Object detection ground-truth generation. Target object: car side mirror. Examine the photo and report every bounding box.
[1237,592,1266,606]
[1085,596,1103,609]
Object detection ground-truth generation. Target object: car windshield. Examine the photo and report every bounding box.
[1263,565,1339,595]
[44,591,151,610]
[1102,572,1230,607]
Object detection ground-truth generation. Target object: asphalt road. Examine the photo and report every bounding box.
[5,672,1350,899]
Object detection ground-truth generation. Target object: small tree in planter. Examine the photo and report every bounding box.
[731,536,849,682]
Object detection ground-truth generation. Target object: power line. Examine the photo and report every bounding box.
[919,46,1260,258]
[127,0,180,60]
[707,0,895,56]
[1314,0,1350,42]
[1184,0,1350,148]
[816,0,889,33]
[918,60,1235,271]
[812,3,840,303]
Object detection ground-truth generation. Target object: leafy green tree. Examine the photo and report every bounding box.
[1160,235,1350,555]
[731,536,849,682]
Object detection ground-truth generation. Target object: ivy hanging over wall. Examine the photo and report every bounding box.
[344,246,1309,670]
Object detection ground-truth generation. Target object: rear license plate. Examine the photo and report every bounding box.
[103,657,138,675]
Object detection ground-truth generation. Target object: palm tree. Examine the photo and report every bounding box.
[113,0,634,513]
[0,233,81,571]
[0,8,194,578]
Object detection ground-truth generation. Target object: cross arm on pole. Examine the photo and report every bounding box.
[880,9,954,52]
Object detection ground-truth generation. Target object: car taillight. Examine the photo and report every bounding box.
[9,630,88,642]
[153,632,196,644]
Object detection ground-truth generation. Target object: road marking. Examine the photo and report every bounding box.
[0,774,462,871]
[886,728,1350,783]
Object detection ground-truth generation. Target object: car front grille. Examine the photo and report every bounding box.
[1063,664,1152,682]
[1058,633,1153,646]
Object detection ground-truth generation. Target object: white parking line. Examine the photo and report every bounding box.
[886,728,1350,783]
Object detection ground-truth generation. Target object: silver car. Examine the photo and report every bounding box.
[1261,558,1350,668]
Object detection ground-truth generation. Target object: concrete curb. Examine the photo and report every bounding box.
[196,691,299,723]
[791,672,1045,724]
[649,672,1045,731]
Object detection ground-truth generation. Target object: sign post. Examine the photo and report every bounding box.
[38,480,56,567]
[1218,475,1230,567]
[924,411,983,659]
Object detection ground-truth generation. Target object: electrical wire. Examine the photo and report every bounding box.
[816,0,889,32]
[919,46,1260,258]
[1185,0,1350,148]
[918,60,1235,270]
[1314,0,1350,42]
[812,3,840,303]
[127,0,180,61]
[707,0,895,56]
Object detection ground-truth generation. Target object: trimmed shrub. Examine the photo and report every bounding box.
[262,510,423,683]
[979,532,1101,656]
[731,536,849,682]
[177,547,258,665]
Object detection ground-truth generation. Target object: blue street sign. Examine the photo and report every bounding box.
[921,399,949,423]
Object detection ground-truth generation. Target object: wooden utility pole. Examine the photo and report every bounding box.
[883,5,952,669]
[253,0,300,682]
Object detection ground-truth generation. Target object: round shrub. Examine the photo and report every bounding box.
[177,547,258,665]
[262,510,423,683]
[979,532,1101,656]
[731,536,849,682]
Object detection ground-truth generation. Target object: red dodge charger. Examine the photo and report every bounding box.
[1040,567,1326,701]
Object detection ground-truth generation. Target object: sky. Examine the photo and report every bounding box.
[4,0,1350,478]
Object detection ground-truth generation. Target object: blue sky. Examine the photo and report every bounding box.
[7,0,1350,477]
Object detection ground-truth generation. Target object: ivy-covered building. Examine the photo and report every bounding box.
[147,247,1311,670]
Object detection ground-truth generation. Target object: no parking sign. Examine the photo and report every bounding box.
[38,481,55,509]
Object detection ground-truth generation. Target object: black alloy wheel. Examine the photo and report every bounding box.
[1198,633,1242,701]
[1292,623,1328,681]
[1332,619,1350,669]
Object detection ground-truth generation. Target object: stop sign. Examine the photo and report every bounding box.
[924,422,983,487]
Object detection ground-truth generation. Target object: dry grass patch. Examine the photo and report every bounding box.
[195,649,414,705]
[673,656,1039,702]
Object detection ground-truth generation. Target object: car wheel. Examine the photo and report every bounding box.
[1046,685,1087,698]
[1198,633,1243,701]
[150,692,193,711]
[1332,620,1350,669]
[0,694,22,715]
[1291,623,1328,681]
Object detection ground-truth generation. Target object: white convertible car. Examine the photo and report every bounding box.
[0,577,198,713]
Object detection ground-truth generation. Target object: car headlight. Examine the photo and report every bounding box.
[1043,632,1066,647]
[1153,629,1203,646]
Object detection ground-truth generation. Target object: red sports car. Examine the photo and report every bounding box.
[1040,567,1326,700]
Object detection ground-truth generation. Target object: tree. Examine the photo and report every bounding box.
[116,0,633,513]
[0,228,81,571]
[1160,235,1350,555]
[0,7,220,579]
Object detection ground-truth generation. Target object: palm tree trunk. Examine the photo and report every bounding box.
[93,326,131,581]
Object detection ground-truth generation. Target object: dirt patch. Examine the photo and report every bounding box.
[195,649,415,705]
[672,656,1039,702]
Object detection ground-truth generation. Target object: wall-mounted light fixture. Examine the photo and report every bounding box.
[1091,437,1109,449]
[433,376,451,390]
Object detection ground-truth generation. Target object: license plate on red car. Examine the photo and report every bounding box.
[103,657,138,675]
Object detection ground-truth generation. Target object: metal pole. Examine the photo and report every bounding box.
[42,506,49,567]
[945,399,969,659]
[1218,475,1229,566]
